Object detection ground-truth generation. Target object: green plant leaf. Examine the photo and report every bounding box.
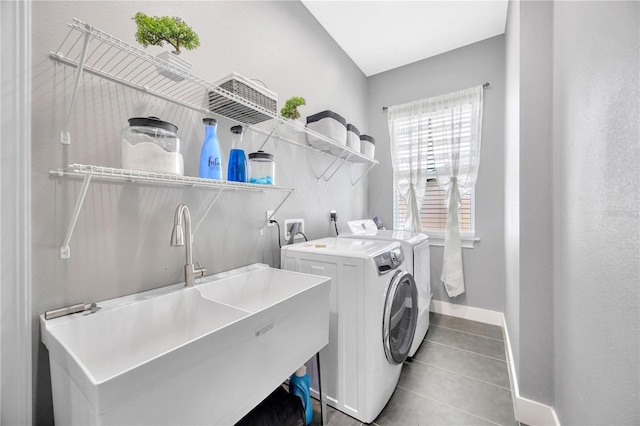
[280,96,306,120]
[133,12,200,54]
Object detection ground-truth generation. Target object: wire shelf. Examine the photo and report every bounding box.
[51,19,378,168]
[51,164,294,193]
[51,164,294,259]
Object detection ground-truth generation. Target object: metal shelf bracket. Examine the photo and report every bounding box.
[324,152,352,184]
[351,162,377,187]
[317,150,351,184]
[59,172,92,259]
[317,155,342,184]
[60,29,91,145]
[257,120,283,152]
[262,191,294,229]
[192,187,225,236]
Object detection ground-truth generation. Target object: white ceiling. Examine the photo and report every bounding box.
[301,1,508,77]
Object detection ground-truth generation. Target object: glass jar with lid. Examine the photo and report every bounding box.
[248,151,275,185]
[121,117,184,175]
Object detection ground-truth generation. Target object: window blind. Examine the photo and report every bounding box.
[393,181,473,234]
[392,107,475,234]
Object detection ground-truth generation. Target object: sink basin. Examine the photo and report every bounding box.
[41,264,331,425]
[196,264,328,313]
[46,288,249,385]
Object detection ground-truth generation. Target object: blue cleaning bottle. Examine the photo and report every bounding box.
[227,125,247,182]
[199,118,222,179]
[289,365,313,425]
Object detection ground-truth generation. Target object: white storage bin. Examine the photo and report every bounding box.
[346,124,361,153]
[306,110,347,151]
[360,135,376,159]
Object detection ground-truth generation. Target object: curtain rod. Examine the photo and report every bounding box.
[382,82,490,111]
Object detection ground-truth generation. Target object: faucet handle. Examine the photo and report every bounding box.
[195,262,207,278]
[88,302,101,314]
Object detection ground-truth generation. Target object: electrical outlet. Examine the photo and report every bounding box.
[330,210,337,221]
[283,218,305,240]
[266,210,274,227]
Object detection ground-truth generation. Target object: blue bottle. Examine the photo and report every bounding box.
[289,366,313,425]
[227,125,247,182]
[199,118,222,179]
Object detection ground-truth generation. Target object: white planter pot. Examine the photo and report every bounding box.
[155,51,192,81]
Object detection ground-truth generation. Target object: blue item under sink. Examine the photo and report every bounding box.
[289,366,312,425]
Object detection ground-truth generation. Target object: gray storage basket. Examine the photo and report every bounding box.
[208,75,277,125]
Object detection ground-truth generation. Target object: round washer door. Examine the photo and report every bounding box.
[383,270,418,364]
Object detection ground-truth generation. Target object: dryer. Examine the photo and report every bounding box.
[281,238,418,424]
[340,219,431,357]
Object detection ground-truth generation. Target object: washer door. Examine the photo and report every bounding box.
[383,270,418,364]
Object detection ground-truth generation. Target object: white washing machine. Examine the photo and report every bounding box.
[281,238,418,423]
[340,219,431,357]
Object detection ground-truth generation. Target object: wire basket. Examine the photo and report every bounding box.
[208,72,277,125]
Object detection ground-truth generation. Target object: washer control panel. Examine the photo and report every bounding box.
[374,247,404,274]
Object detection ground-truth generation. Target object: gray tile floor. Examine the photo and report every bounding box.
[313,312,517,426]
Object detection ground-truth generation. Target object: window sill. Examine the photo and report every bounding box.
[426,235,480,248]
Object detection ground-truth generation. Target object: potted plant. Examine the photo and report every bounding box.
[280,96,306,122]
[133,12,200,80]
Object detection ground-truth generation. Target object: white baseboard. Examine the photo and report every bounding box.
[502,316,560,426]
[429,300,560,425]
[430,300,504,326]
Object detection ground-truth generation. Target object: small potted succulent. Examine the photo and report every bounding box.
[280,97,306,121]
[133,12,200,80]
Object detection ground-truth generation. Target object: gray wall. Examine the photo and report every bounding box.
[31,2,369,423]
[505,0,640,418]
[519,0,555,404]
[503,0,521,380]
[503,0,554,405]
[552,1,639,423]
[367,36,506,312]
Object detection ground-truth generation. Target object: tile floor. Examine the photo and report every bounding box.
[312,312,517,426]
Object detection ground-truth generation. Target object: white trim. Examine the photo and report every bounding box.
[429,300,503,326]
[502,316,560,426]
[430,301,560,425]
[427,235,480,248]
[0,0,33,424]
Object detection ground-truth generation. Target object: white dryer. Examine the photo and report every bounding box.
[281,238,418,423]
[340,219,431,357]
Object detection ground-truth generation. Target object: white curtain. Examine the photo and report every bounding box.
[431,86,483,297]
[388,102,430,232]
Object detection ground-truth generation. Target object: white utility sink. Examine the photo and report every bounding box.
[197,265,326,313]
[41,264,331,425]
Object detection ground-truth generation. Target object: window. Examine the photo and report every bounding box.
[392,110,476,237]
[393,180,474,236]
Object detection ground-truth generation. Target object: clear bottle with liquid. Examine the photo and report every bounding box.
[227,125,247,182]
[199,118,222,179]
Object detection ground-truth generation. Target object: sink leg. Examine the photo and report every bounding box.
[316,352,327,426]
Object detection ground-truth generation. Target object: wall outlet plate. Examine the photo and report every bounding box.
[266,210,274,227]
[283,218,305,240]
